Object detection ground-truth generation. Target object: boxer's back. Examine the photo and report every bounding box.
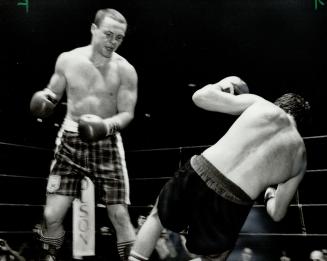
[203,100,306,199]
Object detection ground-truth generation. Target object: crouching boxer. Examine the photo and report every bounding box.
[30,8,138,261]
[129,76,310,261]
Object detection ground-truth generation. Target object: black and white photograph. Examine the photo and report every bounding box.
[0,0,326,260]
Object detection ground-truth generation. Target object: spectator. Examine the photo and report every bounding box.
[240,247,253,261]
[310,250,324,261]
[0,239,26,261]
[280,250,291,261]
[136,216,147,234]
[322,249,327,261]
[135,215,195,261]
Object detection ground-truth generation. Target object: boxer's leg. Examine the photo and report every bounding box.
[129,205,164,261]
[107,204,136,261]
[36,194,73,261]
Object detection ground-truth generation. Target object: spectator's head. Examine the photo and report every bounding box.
[310,250,324,261]
[137,215,147,228]
[241,247,253,261]
[322,249,327,261]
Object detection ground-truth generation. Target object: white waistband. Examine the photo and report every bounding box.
[62,118,78,133]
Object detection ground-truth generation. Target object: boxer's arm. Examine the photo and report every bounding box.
[44,53,68,102]
[192,83,264,115]
[265,168,305,222]
[104,62,138,130]
[30,54,68,118]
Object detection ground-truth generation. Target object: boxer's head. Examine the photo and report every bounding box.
[274,93,310,126]
[91,9,127,58]
[93,8,127,28]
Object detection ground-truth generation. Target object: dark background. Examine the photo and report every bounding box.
[0,1,326,260]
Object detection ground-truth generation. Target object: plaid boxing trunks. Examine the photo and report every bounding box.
[46,125,130,205]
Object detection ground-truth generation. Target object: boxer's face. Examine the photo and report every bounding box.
[91,16,126,58]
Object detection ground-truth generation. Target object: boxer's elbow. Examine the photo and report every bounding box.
[269,212,285,222]
[192,90,209,108]
[192,90,201,105]
[266,200,287,222]
[121,111,134,129]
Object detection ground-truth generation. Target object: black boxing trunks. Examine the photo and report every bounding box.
[157,154,253,256]
[46,120,130,205]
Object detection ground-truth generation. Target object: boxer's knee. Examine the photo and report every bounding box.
[43,205,65,230]
[43,194,73,229]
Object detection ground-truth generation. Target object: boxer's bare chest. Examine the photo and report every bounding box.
[64,56,122,117]
[65,59,120,97]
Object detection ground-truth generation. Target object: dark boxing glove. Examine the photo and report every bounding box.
[233,80,249,95]
[78,114,108,142]
[30,89,58,118]
[78,114,120,142]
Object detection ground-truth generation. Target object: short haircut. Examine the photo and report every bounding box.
[274,93,311,125]
[94,8,127,27]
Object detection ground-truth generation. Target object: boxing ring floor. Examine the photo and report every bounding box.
[0,134,326,261]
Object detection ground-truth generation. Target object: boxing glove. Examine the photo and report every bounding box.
[78,114,108,142]
[30,89,58,118]
[79,114,122,142]
[219,76,249,95]
[233,81,249,95]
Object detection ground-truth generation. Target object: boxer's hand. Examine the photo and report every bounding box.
[30,89,58,118]
[221,86,233,94]
[264,187,276,206]
[78,114,120,142]
[218,76,249,95]
[78,114,108,142]
[233,82,249,95]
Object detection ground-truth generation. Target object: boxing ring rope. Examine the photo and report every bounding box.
[0,174,46,180]
[0,134,326,239]
[0,133,326,153]
[305,169,327,173]
[295,190,307,234]
[0,141,50,152]
[1,202,327,208]
[301,134,327,140]
[0,168,325,182]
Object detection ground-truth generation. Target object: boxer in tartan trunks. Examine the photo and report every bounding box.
[30,8,138,261]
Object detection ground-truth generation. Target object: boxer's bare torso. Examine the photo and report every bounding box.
[203,100,306,199]
[54,46,135,122]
